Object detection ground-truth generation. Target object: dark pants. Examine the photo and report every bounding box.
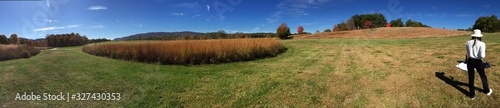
[468,59,490,97]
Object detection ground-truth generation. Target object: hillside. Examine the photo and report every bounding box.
[114,31,204,40]
[296,27,470,39]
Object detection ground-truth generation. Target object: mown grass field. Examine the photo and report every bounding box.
[1,33,500,107]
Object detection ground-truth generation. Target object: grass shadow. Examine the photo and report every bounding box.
[434,72,483,96]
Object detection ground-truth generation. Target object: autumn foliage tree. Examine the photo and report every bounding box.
[346,18,356,30]
[333,24,340,32]
[0,34,8,44]
[364,21,373,29]
[46,33,89,47]
[32,39,47,47]
[19,38,28,45]
[297,26,304,34]
[276,23,291,39]
[9,34,19,45]
[334,21,348,31]
[352,13,387,29]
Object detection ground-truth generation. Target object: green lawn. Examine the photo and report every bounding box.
[1,33,500,107]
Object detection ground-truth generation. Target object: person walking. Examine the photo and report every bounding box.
[466,29,493,100]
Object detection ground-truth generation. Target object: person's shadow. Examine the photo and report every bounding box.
[435,72,483,96]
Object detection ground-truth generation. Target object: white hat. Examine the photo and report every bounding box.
[471,29,483,37]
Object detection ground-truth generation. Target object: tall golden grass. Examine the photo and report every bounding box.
[0,45,41,61]
[82,38,287,65]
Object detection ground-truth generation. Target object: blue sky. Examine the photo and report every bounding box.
[0,0,498,39]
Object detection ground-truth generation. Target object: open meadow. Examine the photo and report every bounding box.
[1,33,500,107]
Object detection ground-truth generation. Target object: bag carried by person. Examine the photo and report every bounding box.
[456,55,494,71]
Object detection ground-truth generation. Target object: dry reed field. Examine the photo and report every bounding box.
[82,38,287,65]
[0,45,40,61]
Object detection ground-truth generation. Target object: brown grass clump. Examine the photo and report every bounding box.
[0,45,41,61]
[82,38,287,65]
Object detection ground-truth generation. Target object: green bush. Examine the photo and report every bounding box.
[473,15,500,33]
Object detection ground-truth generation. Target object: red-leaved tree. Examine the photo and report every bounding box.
[364,21,372,29]
[297,26,304,34]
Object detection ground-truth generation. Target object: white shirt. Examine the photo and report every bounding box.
[466,39,486,59]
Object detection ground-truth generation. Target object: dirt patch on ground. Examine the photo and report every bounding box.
[296,27,469,39]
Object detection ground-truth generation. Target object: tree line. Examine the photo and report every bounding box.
[46,33,89,47]
[1,33,111,47]
[332,13,430,32]
[0,34,20,45]
[125,31,277,41]
[390,18,430,27]
[329,14,500,34]
[472,15,500,33]
[0,34,47,47]
[278,14,500,40]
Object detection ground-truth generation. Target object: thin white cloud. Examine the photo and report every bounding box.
[89,25,105,29]
[34,26,64,32]
[252,27,260,31]
[67,25,80,28]
[33,25,80,32]
[45,19,58,23]
[174,2,199,8]
[33,19,59,23]
[267,11,282,23]
[170,13,185,16]
[456,14,475,18]
[88,6,108,10]
[128,19,144,27]
[129,19,135,23]
[300,22,317,26]
[432,6,438,10]
[192,14,201,18]
[484,4,491,8]
[426,13,447,18]
[46,0,50,8]
[266,0,330,23]
[397,13,423,19]
[207,4,210,12]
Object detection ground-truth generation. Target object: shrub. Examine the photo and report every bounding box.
[0,34,8,44]
[405,19,430,27]
[276,23,291,39]
[9,34,19,45]
[0,45,41,61]
[390,18,405,27]
[82,38,287,65]
[324,29,332,32]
